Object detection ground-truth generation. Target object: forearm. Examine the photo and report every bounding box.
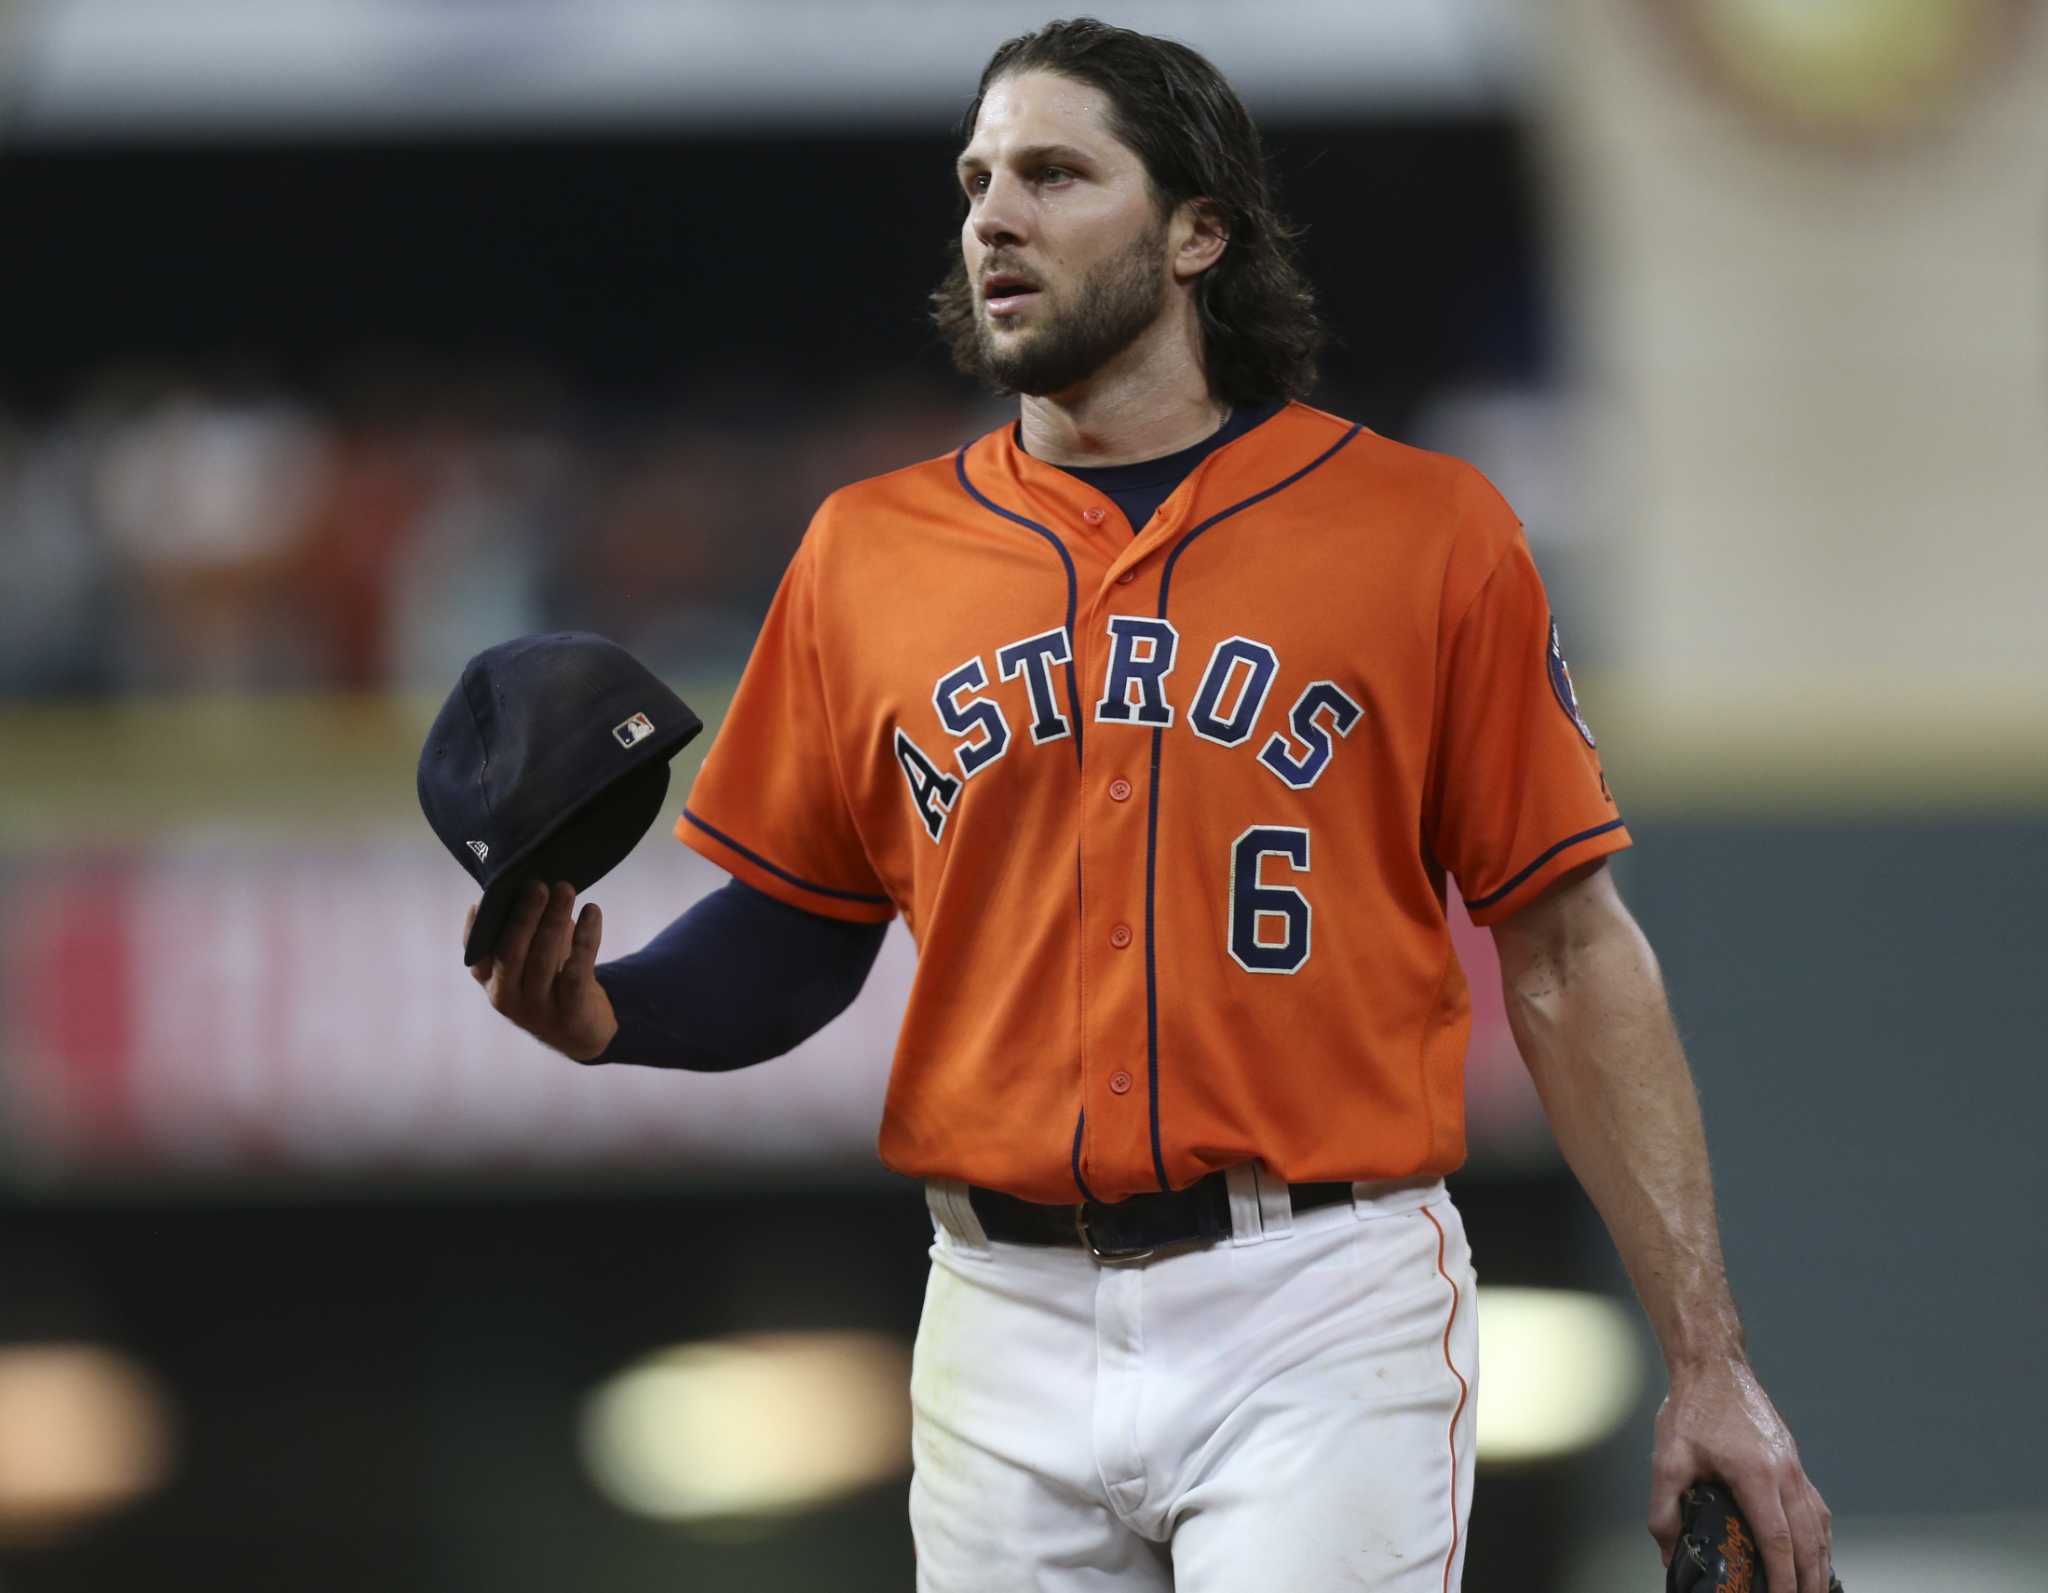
[592,879,888,1070]
[1499,890,1743,1373]
[1495,867,1833,1587]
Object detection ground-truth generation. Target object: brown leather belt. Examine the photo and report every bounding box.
[968,1171,1355,1260]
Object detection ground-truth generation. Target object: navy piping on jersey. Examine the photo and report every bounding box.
[1142,422,1366,1192]
[1054,400,1284,533]
[1069,854,1093,1199]
[1462,817,1627,914]
[681,809,894,906]
[957,442,1092,1197]
[953,447,1085,769]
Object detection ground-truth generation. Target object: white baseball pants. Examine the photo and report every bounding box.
[911,1171,1478,1592]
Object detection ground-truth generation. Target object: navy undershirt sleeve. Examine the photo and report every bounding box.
[588,877,887,1070]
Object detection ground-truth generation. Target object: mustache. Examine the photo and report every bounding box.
[980,260,1046,292]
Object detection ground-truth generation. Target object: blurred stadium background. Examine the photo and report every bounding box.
[1,2,2044,1588]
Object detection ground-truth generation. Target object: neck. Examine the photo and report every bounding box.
[1016,313,1227,467]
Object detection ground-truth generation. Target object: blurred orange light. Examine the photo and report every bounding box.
[579,1331,912,1526]
[0,1343,176,1545]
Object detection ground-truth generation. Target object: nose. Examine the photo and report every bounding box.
[970,170,1029,251]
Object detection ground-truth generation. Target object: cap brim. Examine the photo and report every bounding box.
[461,760,673,966]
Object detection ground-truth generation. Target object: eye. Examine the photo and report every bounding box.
[964,171,989,196]
[1039,166,1071,185]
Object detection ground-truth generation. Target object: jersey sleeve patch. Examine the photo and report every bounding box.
[1547,617,1597,749]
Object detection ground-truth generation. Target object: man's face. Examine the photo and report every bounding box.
[954,70,1172,397]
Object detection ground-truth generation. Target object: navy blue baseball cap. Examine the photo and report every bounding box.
[417,632,703,966]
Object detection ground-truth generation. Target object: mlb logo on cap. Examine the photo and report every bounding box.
[613,712,656,749]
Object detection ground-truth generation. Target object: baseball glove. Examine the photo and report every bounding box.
[1666,1482,1843,1593]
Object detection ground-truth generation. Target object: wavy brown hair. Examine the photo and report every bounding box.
[931,17,1324,407]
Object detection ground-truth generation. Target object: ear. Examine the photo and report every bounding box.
[1171,198,1230,285]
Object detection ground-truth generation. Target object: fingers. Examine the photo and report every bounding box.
[1809,1479,1835,1588]
[1734,1477,1798,1593]
[520,883,578,1003]
[471,882,606,1059]
[463,904,491,985]
[1645,1407,1688,1565]
[1790,1475,1833,1593]
[1730,1457,1829,1593]
[491,880,551,996]
[562,901,604,988]
[1646,1486,1682,1565]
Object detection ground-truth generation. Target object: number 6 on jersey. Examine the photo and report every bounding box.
[1228,825,1311,973]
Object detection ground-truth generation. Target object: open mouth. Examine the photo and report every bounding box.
[982,274,1042,316]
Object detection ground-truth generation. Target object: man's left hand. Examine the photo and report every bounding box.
[1649,1356,1833,1592]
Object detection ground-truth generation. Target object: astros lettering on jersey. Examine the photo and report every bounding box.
[679,402,1629,1203]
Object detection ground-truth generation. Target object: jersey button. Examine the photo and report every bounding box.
[1109,923,1133,949]
[1108,777,1132,802]
[1115,569,1136,584]
[1082,506,1107,525]
[1108,1070,1133,1095]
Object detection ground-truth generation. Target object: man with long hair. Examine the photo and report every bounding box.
[472,18,1833,1590]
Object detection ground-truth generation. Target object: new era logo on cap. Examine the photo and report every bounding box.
[613,712,655,749]
[467,839,490,861]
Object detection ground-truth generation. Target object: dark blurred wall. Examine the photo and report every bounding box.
[3,124,1545,420]
[0,124,1559,698]
[1590,815,2048,1527]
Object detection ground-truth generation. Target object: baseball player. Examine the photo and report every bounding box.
[470,19,1834,1591]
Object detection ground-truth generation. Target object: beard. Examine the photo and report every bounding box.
[958,220,1170,397]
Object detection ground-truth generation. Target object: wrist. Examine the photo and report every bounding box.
[1653,1297,1747,1379]
[1662,1330,1748,1382]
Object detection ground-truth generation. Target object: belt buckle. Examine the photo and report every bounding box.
[1074,1203,1154,1263]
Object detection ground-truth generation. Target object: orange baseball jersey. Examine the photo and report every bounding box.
[678,401,1628,1203]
